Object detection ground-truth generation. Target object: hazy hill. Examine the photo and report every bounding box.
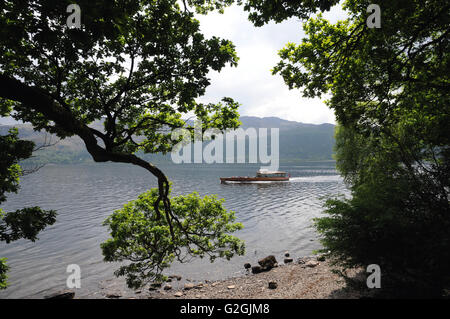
[0,116,335,165]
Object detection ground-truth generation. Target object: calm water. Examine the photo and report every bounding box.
[0,162,348,298]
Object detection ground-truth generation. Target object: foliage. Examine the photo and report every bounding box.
[0,257,8,290]
[0,129,34,203]
[0,207,57,244]
[240,0,339,26]
[273,0,449,135]
[316,125,450,297]
[0,0,241,143]
[101,186,244,289]
[263,0,449,296]
[0,0,246,286]
[0,128,56,289]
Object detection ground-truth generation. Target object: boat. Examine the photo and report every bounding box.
[220,169,290,183]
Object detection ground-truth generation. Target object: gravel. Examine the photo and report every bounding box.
[96,258,367,299]
[151,260,364,299]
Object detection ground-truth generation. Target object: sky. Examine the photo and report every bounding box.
[196,3,349,124]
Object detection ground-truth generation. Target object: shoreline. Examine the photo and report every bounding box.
[89,255,366,300]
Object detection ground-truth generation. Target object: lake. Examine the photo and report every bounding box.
[0,161,348,298]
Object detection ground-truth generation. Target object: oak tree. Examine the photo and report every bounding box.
[0,0,245,287]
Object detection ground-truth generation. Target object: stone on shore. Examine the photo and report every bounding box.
[174,291,183,297]
[284,258,293,264]
[163,284,172,290]
[44,290,75,299]
[284,251,290,257]
[251,265,263,274]
[244,263,251,269]
[184,283,195,290]
[305,260,320,267]
[268,282,278,289]
[258,255,278,270]
[168,275,182,281]
[298,256,313,264]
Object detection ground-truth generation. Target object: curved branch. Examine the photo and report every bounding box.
[0,74,173,227]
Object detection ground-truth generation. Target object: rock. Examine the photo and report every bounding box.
[244,263,251,269]
[251,265,263,274]
[258,255,278,270]
[284,251,290,257]
[273,263,278,268]
[44,290,75,299]
[106,294,121,299]
[211,282,218,287]
[297,256,313,264]
[305,260,320,267]
[184,283,195,290]
[227,285,235,289]
[150,282,162,288]
[268,282,278,289]
[167,278,172,282]
[195,294,202,298]
[163,284,172,290]
[169,275,182,281]
[317,255,326,262]
[194,283,204,289]
[174,291,183,297]
[284,258,293,264]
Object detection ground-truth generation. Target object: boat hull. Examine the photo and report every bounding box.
[220,177,289,183]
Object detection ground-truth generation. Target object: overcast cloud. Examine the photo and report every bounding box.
[196,4,349,124]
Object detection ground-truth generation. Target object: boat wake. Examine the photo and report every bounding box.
[289,175,343,183]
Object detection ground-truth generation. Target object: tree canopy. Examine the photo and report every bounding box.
[0,127,56,289]
[101,187,244,288]
[0,0,248,288]
[265,0,449,296]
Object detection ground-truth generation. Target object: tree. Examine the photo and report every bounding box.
[0,0,245,287]
[264,0,449,296]
[0,126,56,289]
[101,188,244,288]
[239,0,339,26]
[316,124,450,297]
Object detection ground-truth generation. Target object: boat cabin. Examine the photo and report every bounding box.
[256,169,288,178]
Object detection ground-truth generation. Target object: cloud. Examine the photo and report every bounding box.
[196,4,348,124]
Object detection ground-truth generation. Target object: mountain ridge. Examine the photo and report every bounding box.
[0,116,336,164]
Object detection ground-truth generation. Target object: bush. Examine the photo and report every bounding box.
[315,126,450,298]
[101,186,245,289]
